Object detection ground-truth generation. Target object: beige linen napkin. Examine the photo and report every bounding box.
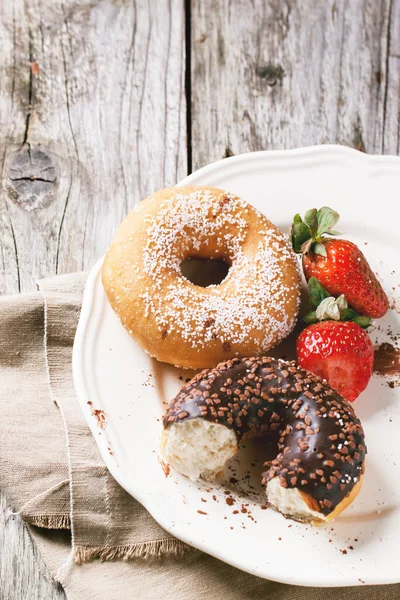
[1,273,399,600]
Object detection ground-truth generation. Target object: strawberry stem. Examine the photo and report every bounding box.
[303,278,371,328]
[291,206,342,256]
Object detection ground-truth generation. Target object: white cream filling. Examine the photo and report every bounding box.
[266,477,326,522]
[161,419,237,481]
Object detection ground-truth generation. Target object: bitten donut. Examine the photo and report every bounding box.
[161,357,366,523]
[102,186,300,369]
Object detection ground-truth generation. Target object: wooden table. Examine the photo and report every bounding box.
[1,1,399,597]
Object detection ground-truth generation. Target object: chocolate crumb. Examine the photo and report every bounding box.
[163,356,366,519]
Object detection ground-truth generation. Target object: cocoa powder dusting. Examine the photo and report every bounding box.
[88,403,107,430]
[374,343,400,378]
[158,457,170,477]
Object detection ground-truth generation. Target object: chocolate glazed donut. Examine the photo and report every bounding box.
[161,357,366,523]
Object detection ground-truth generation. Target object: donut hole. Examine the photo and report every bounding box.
[180,257,230,287]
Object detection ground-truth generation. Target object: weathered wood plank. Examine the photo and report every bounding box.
[0,0,186,598]
[0,494,66,600]
[0,0,186,295]
[191,0,400,170]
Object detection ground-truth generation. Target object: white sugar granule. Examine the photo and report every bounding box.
[136,189,299,350]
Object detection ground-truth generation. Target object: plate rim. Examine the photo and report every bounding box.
[73,145,400,587]
[179,144,400,188]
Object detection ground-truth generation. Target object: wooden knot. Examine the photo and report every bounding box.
[6,147,56,211]
[255,64,284,87]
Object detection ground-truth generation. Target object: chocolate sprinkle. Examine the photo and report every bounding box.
[163,357,366,516]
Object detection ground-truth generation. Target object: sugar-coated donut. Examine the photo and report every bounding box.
[102,186,300,369]
[161,356,366,523]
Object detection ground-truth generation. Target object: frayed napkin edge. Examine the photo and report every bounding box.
[74,538,190,564]
[26,514,71,530]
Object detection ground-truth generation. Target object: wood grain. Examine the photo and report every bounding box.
[0,494,66,600]
[0,0,185,598]
[0,0,186,295]
[191,0,400,170]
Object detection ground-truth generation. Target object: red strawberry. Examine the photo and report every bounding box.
[303,239,388,319]
[296,278,374,402]
[297,320,374,402]
[291,207,388,318]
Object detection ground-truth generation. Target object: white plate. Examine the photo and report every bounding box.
[73,145,400,587]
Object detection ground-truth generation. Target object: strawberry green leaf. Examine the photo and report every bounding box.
[340,307,359,321]
[291,214,311,253]
[304,208,318,236]
[292,206,342,255]
[303,311,318,324]
[304,281,371,327]
[308,277,331,308]
[312,242,327,257]
[352,315,372,328]
[316,206,340,237]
